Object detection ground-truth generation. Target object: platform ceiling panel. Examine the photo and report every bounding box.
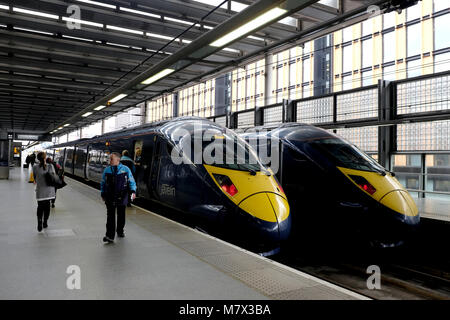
[0,0,387,134]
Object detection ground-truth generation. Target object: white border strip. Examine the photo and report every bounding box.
[66,176,370,300]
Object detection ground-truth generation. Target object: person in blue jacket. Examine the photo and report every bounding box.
[101,152,137,243]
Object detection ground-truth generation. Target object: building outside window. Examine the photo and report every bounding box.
[362,69,373,86]
[434,14,450,51]
[434,0,449,12]
[407,23,421,57]
[383,11,396,29]
[362,38,373,68]
[383,31,396,63]
[434,51,450,72]
[342,44,353,73]
[407,2,421,21]
[407,58,422,78]
[383,64,396,81]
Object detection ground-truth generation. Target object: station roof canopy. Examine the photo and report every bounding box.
[0,0,395,136]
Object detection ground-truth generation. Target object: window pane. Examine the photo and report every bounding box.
[383,11,396,29]
[342,26,353,42]
[303,58,310,83]
[362,19,373,37]
[407,58,422,78]
[342,44,353,73]
[434,0,450,12]
[435,14,450,51]
[383,64,396,81]
[362,69,373,86]
[302,85,310,98]
[426,154,450,200]
[362,38,373,68]
[342,75,352,90]
[407,23,421,57]
[383,32,395,63]
[407,3,421,21]
[434,52,450,73]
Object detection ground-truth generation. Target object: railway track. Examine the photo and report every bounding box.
[272,242,450,300]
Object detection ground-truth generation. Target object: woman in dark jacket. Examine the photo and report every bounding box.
[33,152,56,232]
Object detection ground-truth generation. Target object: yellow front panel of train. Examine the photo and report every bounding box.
[203,165,285,204]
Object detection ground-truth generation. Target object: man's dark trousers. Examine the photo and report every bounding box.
[106,202,126,239]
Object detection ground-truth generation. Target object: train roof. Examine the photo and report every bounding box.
[240,122,336,142]
[52,116,225,148]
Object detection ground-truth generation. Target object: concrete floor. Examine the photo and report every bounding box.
[0,168,364,300]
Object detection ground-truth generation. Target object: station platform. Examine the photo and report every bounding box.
[0,168,365,300]
[415,198,450,222]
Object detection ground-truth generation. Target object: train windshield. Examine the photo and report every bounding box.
[172,126,264,172]
[197,133,263,172]
[309,138,386,173]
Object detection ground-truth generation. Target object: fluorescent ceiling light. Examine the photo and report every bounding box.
[94,105,106,111]
[76,0,116,9]
[106,42,129,48]
[248,35,264,41]
[164,17,197,26]
[63,124,70,127]
[58,127,63,130]
[222,47,240,53]
[62,35,94,42]
[0,5,9,10]
[13,7,59,20]
[13,27,54,36]
[109,93,128,103]
[146,32,178,41]
[82,112,93,117]
[141,68,175,85]
[106,25,143,35]
[210,7,287,47]
[119,7,161,19]
[62,17,103,28]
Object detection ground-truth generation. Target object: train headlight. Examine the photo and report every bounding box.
[349,175,377,195]
[213,174,238,197]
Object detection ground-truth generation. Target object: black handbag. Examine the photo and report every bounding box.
[45,171,57,187]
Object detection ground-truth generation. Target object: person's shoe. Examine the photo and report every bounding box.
[103,236,114,244]
[43,220,48,229]
[37,219,42,232]
[126,203,132,207]
[117,232,125,238]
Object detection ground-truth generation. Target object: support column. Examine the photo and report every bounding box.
[377,80,395,170]
[264,53,274,106]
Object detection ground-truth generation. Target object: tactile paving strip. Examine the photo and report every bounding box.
[176,241,234,258]
[269,286,354,300]
[201,253,268,274]
[230,268,319,296]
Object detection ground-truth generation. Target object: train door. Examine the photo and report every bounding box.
[155,140,177,206]
[150,136,162,200]
[133,138,152,199]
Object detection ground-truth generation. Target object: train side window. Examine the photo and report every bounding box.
[134,140,143,165]
[96,151,102,165]
[102,151,110,166]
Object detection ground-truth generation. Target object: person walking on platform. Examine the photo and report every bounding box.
[101,152,136,243]
[32,152,56,232]
[120,150,136,207]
